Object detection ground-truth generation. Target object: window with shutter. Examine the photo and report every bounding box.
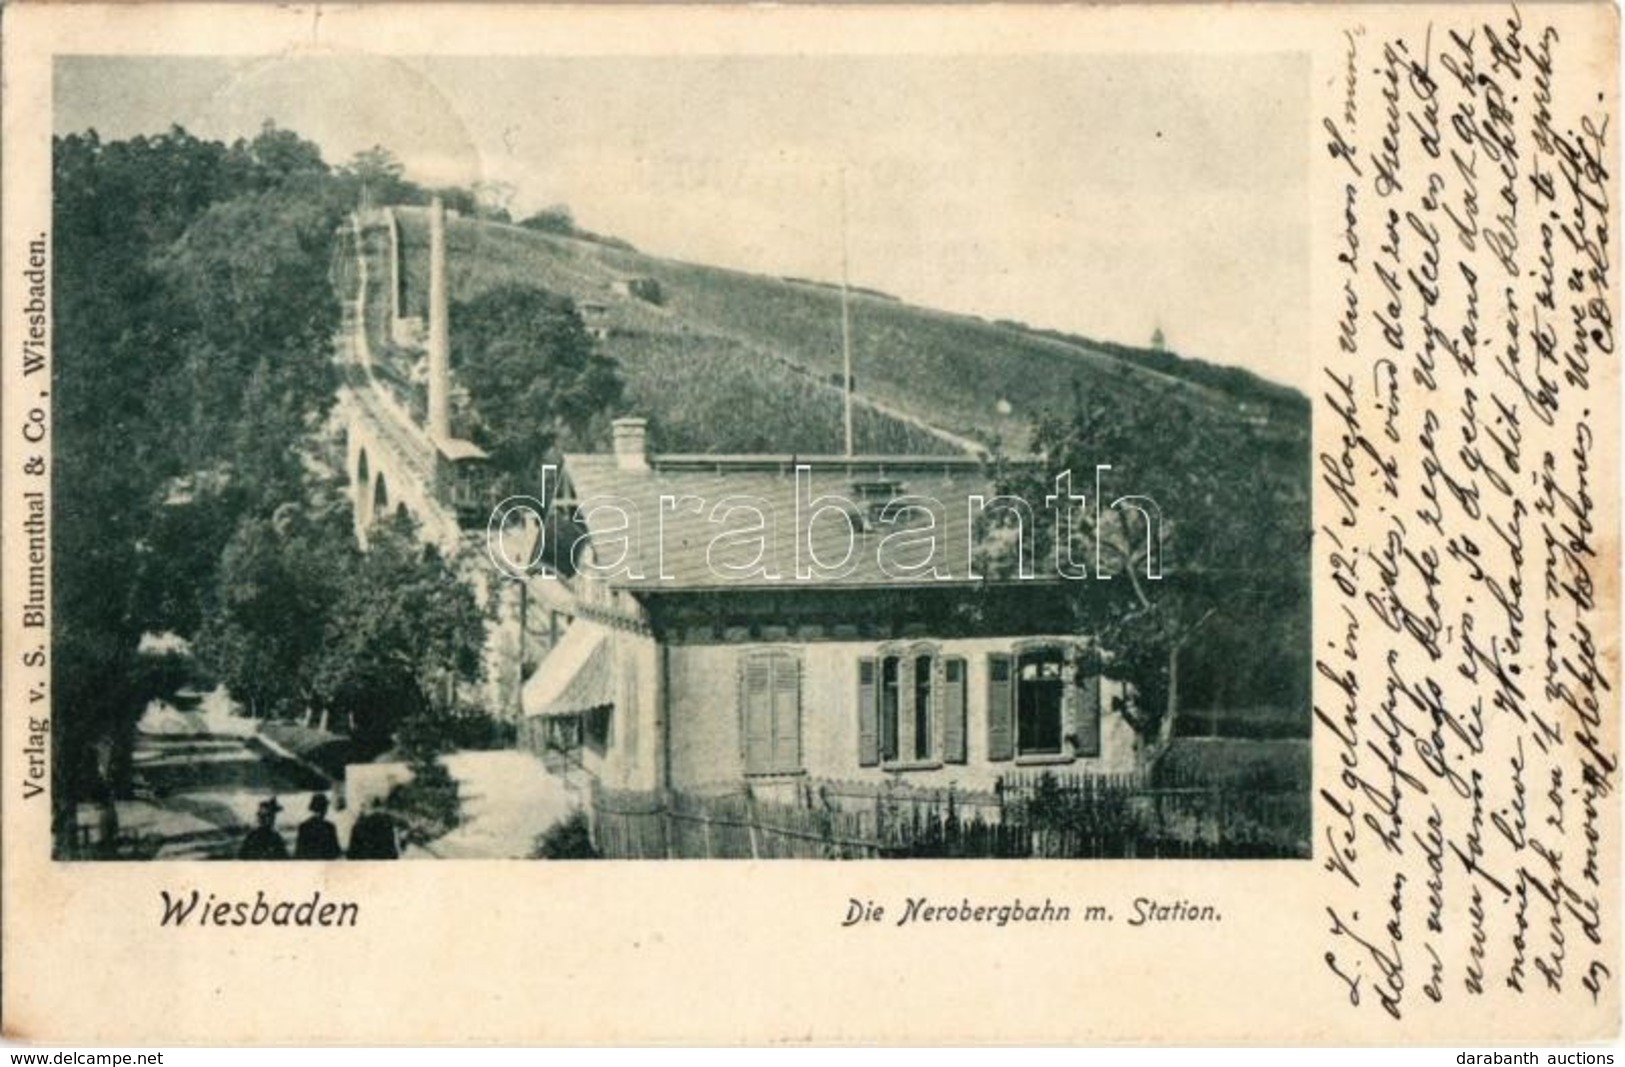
[1074,669,1102,757]
[987,653,1014,761]
[742,652,802,776]
[879,656,901,762]
[943,658,967,764]
[771,655,801,772]
[857,658,879,766]
[868,648,947,766]
[912,655,934,760]
[742,655,774,775]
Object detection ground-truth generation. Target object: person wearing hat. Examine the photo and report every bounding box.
[347,795,401,860]
[238,797,288,860]
[295,792,343,860]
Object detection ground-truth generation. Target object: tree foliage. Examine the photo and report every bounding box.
[518,204,575,234]
[313,515,486,751]
[451,283,625,492]
[344,145,410,208]
[196,504,348,722]
[990,379,1310,746]
[516,204,637,251]
[51,124,522,854]
[51,123,354,849]
[199,506,485,754]
[158,191,341,491]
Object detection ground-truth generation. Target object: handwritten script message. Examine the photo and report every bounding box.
[1318,5,1615,1021]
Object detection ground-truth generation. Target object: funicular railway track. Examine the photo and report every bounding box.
[338,213,441,492]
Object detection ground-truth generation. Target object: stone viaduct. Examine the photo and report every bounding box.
[338,197,486,555]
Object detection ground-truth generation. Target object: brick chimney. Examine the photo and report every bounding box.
[427,197,451,441]
[612,417,650,471]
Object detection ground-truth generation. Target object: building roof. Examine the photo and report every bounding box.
[432,432,488,462]
[558,452,1018,592]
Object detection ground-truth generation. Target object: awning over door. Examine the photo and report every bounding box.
[521,621,613,718]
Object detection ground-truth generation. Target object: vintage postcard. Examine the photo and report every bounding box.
[1,1,1617,1045]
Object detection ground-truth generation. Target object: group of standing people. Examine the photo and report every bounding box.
[238,792,401,860]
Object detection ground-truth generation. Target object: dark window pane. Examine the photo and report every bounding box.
[880,656,900,761]
[914,655,933,760]
[1017,650,1065,755]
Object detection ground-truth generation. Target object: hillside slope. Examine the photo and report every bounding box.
[394,209,1307,458]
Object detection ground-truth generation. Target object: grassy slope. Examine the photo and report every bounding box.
[396,210,1308,458]
[396,213,950,455]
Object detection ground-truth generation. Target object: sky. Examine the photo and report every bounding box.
[56,54,1309,388]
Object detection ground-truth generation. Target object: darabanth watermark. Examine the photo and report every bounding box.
[485,464,1163,584]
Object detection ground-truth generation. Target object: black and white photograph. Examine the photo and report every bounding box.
[46,51,1314,862]
[5,0,1618,1047]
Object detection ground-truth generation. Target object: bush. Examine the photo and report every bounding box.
[1171,707,1309,741]
[385,758,461,847]
[1019,772,1135,857]
[1150,739,1310,793]
[443,710,517,751]
[533,810,598,859]
[519,206,574,235]
[394,708,516,758]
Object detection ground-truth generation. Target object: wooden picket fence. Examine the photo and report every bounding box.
[591,784,882,859]
[589,768,1309,860]
[995,768,1310,859]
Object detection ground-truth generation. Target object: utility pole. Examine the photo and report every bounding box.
[840,169,854,458]
[511,510,544,720]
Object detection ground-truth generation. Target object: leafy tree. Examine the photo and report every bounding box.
[989,380,1309,749]
[197,503,486,754]
[52,127,240,851]
[344,145,410,208]
[307,514,486,752]
[50,124,347,851]
[128,486,246,637]
[427,186,480,218]
[196,504,351,722]
[227,121,328,194]
[451,284,625,493]
[159,190,340,486]
[55,127,236,258]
